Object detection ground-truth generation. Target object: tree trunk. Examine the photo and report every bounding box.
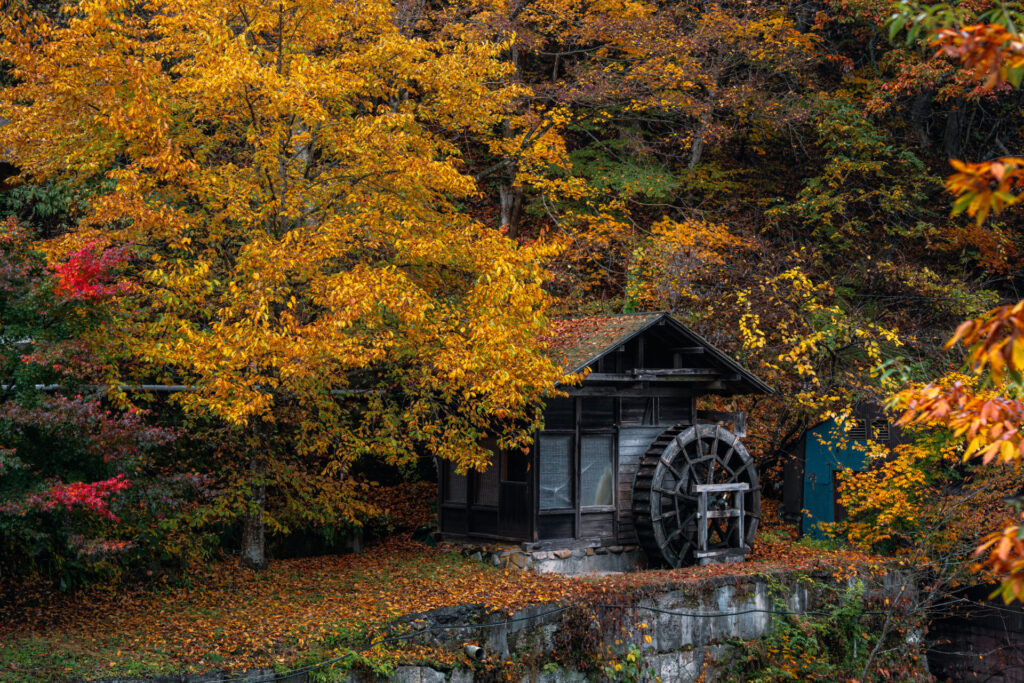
[794,0,815,32]
[499,116,524,238]
[689,112,710,168]
[910,90,934,150]
[240,456,267,570]
[499,180,523,238]
[943,99,964,160]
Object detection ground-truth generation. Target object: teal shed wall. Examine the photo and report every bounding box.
[802,419,869,537]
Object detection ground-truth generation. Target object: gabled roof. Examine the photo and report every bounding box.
[545,313,663,374]
[545,311,773,396]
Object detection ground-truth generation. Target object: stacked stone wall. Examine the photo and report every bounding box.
[449,541,643,575]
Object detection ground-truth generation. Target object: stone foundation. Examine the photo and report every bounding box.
[448,541,643,575]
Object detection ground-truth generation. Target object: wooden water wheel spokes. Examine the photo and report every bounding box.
[633,423,760,567]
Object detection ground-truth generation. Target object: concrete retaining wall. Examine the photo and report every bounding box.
[97,570,856,683]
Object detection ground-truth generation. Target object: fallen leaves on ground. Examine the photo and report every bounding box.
[375,482,437,531]
[0,534,882,682]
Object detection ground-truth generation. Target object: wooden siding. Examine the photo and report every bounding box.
[499,482,530,538]
[468,507,498,536]
[616,426,666,544]
[441,507,467,535]
[659,395,693,425]
[800,418,869,537]
[581,511,616,540]
[538,514,574,540]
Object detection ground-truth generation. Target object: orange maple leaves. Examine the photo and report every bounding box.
[950,300,1024,377]
[977,517,1024,602]
[897,381,1024,465]
[896,302,1024,465]
[929,23,1024,224]
[947,157,1024,224]
[891,16,1024,600]
[933,22,1024,89]
[892,300,1024,600]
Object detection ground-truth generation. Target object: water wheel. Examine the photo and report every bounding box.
[632,423,760,567]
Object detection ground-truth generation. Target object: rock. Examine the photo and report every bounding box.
[387,665,449,683]
[607,545,624,553]
[421,668,446,683]
[532,551,548,560]
[529,667,589,683]
[585,548,595,556]
[470,552,482,562]
[553,549,572,559]
[389,667,418,683]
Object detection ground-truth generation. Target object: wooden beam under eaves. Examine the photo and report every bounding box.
[582,369,737,383]
[566,385,719,397]
[631,368,716,376]
[671,346,706,354]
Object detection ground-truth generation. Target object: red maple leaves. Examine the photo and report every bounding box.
[1,474,131,521]
[52,243,131,301]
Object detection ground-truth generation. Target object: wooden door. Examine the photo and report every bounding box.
[498,450,531,540]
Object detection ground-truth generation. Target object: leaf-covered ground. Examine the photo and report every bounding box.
[1,525,882,682]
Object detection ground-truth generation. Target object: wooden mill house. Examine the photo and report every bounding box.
[438,313,773,573]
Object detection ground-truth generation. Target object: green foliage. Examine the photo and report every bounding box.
[603,642,655,682]
[0,634,181,682]
[676,162,749,206]
[729,580,913,682]
[0,179,98,238]
[569,139,680,201]
[303,647,392,683]
[794,535,844,552]
[768,95,940,252]
[886,1,1024,46]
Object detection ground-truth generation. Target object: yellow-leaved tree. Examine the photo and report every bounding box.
[0,0,568,568]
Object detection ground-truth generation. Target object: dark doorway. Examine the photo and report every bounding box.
[498,450,530,539]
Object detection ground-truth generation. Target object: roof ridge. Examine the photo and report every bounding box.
[552,311,666,320]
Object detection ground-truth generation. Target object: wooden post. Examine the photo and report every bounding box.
[698,490,708,554]
[574,397,581,539]
[737,490,746,549]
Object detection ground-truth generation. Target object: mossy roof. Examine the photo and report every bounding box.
[544,312,773,395]
[544,313,663,373]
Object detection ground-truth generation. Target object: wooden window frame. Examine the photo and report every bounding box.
[579,430,617,513]
[440,459,469,508]
[536,430,576,515]
[471,463,500,509]
[500,447,530,485]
